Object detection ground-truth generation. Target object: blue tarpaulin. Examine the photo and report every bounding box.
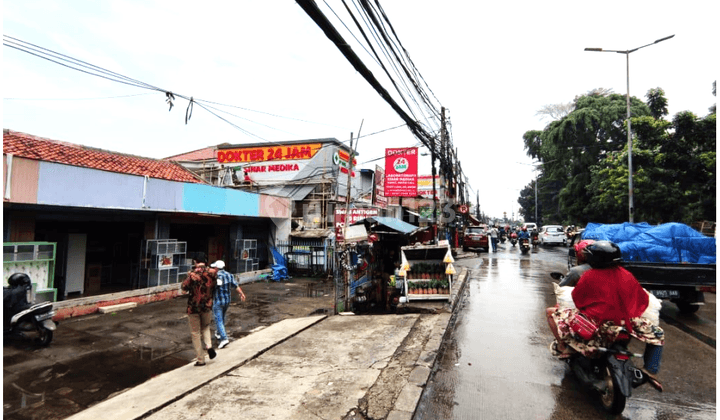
[582,222,716,264]
[269,246,289,281]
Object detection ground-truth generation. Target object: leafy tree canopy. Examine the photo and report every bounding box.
[520,84,716,226]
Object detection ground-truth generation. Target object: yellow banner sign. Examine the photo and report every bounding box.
[217,143,322,164]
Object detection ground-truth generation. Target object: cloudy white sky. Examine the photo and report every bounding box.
[3,1,717,220]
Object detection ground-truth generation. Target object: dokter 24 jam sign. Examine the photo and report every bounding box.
[384,147,418,197]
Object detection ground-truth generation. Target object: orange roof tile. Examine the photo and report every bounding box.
[3,130,204,184]
[163,146,217,161]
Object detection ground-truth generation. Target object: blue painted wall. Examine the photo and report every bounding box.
[182,183,258,216]
[38,162,144,209]
[33,161,266,218]
[146,178,184,211]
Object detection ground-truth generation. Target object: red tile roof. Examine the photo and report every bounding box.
[3,130,204,184]
[163,146,217,161]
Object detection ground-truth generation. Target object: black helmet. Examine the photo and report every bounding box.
[7,273,32,288]
[582,241,622,268]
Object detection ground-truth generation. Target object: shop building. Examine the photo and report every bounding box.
[3,130,291,307]
[169,139,389,238]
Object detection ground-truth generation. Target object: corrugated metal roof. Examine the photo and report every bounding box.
[354,216,420,235]
[3,130,204,184]
[289,228,333,238]
[277,184,316,201]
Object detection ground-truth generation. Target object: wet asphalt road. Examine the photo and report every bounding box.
[415,242,716,420]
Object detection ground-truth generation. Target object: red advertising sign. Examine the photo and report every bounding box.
[334,207,379,242]
[384,147,418,197]
[217,143,322,164]
[374,165,387,209]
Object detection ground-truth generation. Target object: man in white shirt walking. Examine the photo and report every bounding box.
[488,225,499,252]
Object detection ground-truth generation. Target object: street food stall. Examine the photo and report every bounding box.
[398,241,455,302]
[347,216,429,312]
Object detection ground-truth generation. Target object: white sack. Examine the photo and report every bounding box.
[553,283,576,309]
[641,289,662,326]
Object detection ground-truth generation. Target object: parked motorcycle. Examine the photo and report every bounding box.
[519,238,530,254]
[510,232,518,247]
[549,272,659,414]
[3,273,56,346]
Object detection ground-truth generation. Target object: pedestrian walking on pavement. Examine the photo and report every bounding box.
[181,253,218,366]
[211,260,246,349]
[489,225,499,252]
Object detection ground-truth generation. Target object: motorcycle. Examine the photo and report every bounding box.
[519,237,530,254]
[510,232,518,247]
[499,231,507,243]
[549,272,660,414]
[531,230,540,247]
[3,273,56,346]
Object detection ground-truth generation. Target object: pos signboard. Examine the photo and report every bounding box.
[384,147,418,197]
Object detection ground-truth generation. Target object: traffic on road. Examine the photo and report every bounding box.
[415,243,716,419]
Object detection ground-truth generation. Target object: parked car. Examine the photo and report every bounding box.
[539,225,566,246]
[463,225,489,252]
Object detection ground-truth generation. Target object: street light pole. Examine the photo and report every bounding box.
[584,34,674,223]
[534,176,538,224]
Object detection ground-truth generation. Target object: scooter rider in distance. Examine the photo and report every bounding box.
[518,226,531,252]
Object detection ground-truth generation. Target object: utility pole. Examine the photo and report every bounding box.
[534,177,538,224]
[430,136,438,244]
[340,122,363,313]
[439,107,447,242]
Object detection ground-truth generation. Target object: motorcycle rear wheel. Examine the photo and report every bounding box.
[599,366,626,414]
[36,328,53,346]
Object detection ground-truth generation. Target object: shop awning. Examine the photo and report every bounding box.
[352,216,423,236]
[468,214,481,225]
[405,210,432,223]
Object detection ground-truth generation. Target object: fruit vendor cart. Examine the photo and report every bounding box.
[399,242,456,301]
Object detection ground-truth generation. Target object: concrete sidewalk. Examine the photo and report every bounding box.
[64,268,469,420]
[65,316,327,420]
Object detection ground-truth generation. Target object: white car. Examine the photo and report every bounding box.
[539,225,566,245]
[522,222,538,232]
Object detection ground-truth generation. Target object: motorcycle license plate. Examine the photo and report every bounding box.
[35,312,54,322]
[650,289,680,299]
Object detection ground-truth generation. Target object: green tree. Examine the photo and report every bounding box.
[587,89,716,224]
[522,91,651,224]
[517,183,536,222]
[521,84,715,225]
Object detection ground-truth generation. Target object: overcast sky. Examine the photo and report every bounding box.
[3,1,717,220]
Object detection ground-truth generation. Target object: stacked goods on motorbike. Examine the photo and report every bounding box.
[548,264,665,415]
[573,222,716,314]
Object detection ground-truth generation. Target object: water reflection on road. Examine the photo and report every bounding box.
[415,245,716,420]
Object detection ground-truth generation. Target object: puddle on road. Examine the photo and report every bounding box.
[4,344,188,419]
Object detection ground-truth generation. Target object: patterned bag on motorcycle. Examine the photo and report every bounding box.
[568,312,599,341]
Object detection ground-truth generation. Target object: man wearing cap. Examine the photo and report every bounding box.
[210,260,246,349]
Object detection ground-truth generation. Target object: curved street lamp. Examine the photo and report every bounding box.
[584,35,674,223]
